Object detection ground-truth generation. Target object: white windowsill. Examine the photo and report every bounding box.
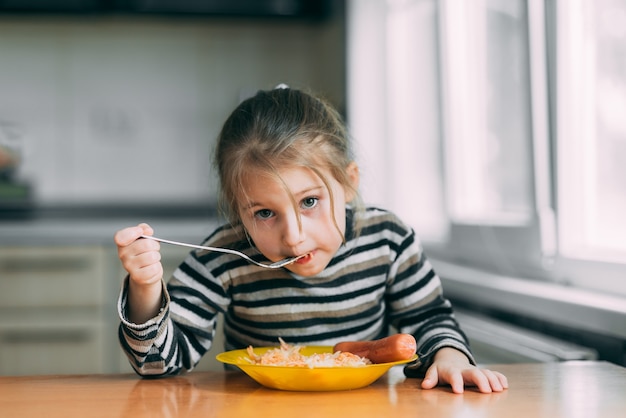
[431,258,626,340]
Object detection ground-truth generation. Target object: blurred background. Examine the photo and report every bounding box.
[1,0,625,375]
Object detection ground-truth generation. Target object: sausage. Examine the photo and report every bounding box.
[333,333,417,364]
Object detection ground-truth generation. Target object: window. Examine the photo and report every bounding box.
[556,0,626,263]
[552,0,626,293]
[434,0,554,279]
[348,0,626,297]
[440,0,535,224]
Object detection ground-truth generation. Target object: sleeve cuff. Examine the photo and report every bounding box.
[117,275,170,333]
[403,342,475,378]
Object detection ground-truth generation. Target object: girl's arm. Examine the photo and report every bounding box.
[389,229,507,393]
[115,225,221,376]
[114,223,164,323]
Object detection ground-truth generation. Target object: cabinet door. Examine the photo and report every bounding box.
[0,246,107,375]
[0,246,106,308]
[0,324,105,376]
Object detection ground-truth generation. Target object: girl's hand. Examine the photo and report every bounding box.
[114,223,164,323]
[114,223,163,287]
[421,347,509,394]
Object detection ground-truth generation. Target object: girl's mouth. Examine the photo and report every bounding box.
[295,252,313,264]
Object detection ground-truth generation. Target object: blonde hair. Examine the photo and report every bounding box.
[214,87,363,239]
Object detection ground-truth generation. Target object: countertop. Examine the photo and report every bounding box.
[1,361,625,418]
[0,204,220,246]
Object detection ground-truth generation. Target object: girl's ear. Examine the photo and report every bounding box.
[344,162,360,202]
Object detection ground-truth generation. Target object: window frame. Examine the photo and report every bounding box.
[347,0,626,297]
[550,0,626,292]
[433,0,557,280]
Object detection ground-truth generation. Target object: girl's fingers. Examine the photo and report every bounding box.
[114,226,143,247]
[449,371,466,394]
[467,368,508,393]
[420,366,439,390]
[114,223,154,247]
[492,370,509,390]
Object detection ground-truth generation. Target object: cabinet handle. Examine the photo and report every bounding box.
[0,258,91,273]
[0,329,92,344]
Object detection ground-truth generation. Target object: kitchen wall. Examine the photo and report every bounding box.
[0,11,345,207]
[0,9,346,376]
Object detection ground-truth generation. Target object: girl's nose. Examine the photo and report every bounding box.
[281,212,305,247]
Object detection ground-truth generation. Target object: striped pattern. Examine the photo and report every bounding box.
[118,207,474,376]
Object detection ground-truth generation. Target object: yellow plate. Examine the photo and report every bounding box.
[216,346,418,392]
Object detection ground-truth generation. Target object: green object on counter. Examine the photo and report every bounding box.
[0,181,30,199]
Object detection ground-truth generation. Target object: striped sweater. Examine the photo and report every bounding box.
[117,206,474,377]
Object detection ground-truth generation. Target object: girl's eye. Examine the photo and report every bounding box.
[255,209,274,220]
[301,197,318,209]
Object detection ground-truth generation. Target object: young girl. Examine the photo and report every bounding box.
[114,86,508,394]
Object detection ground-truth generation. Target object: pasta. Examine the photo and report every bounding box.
[244,338,372,368]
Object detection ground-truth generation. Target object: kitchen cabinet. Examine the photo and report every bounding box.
[0,215,221,375]
[0,238,225,375]
[0,246,106,308]
[0,310,106,376]
[0,245,109,375]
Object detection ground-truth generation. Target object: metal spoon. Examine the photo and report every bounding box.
[140,235,304,269]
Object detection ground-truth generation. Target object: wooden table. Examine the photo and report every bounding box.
[1,361,624,417]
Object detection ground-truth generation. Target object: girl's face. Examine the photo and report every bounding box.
[238,163,359,277]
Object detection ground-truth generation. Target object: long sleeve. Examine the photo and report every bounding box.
[380,223,474,377]
[117,276,216,376]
